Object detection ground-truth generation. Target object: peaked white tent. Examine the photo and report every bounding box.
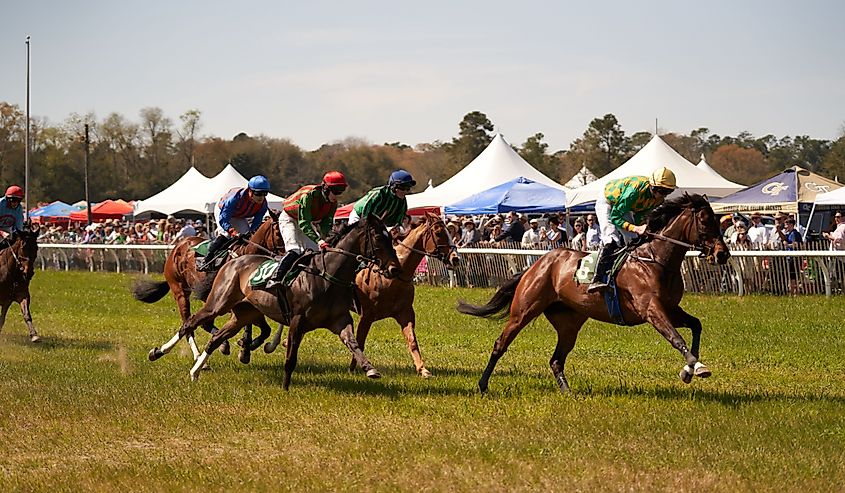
[202,164,286,212]
[407,133,565,209]
[565,136,746,207]
[563,165,598,189]
[133,167,213,216]
[696,154,744,189]
[133,164,285,216]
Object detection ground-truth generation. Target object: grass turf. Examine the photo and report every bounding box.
[0,271,843,492]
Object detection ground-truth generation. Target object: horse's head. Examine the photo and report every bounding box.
[338,215,401,278]
[250,209,284,254]
[417,212,461,269]
[10,229,39,280]
[647,193,730,265]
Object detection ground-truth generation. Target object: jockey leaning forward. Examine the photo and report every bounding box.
[0,185,25,250]
[199,175,270,271]
[347,169,415,228]
[586,166,677,293]
[264,170,347,289]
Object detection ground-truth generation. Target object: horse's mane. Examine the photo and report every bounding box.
[646,193,711,232]
[325,221,360,247]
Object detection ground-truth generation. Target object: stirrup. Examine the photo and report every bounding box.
[587,281,608,293]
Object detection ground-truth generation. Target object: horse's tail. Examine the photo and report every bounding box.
[191,270,219,302]
[131,279,170,303]
[456,271,525,319]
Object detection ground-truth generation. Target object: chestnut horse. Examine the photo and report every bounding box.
[348,212,461,377]
[458,194,730,393]
[0,230,40,342]
[132,211,283,360]
[148,215,401,388]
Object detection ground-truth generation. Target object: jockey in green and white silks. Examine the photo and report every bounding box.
[587,167,677,293]
[347,169,415,228]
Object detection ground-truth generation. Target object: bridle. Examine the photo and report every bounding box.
[302,221,394,287]
[2,234,35,280]
[395,219,456,264]
[238,217,283,257]
[638,207,718,263]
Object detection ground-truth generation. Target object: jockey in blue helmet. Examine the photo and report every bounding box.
[348,169,415,228]
[200,175,271,271]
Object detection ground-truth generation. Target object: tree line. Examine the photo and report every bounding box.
[1,101,843,206]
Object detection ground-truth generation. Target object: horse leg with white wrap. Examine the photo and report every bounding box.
[645,300,711,384]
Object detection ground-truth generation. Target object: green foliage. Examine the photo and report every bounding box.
[444,111,494,177]
[1,271,844,491]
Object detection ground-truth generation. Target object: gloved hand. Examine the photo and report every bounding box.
[318,240,329,250]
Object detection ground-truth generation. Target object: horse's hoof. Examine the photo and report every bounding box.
[237,339,245,348]
[419,368,432,378]
[190,370,200,382]
[365,369,381,379]
[220,341,230,356]
[679,366,693,384]
[148,347,163,361]
[30,335,41,343]
[239,350,251,365]
[478,382,489,394]
[694,362,711,378]
[263,342,276,354]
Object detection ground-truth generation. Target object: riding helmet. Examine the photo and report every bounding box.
[5,185,24,199]
[388,169,416,188]
[322,170,348,187]
[649,167,677,189]
[247,175,271,192]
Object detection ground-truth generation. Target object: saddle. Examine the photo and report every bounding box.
[192,238,238,272]
[574,249,631,326]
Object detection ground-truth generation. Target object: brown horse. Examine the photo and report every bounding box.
[148,214,401,388]
[132,211,283,360]
[0,230,40,343]
[348,212,461,377]
[457,194,730,393]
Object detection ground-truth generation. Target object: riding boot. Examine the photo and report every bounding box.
[587,243,618,293]
[265,250,300,289]
[199,235,230,271]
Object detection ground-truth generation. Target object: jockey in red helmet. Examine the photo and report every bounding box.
[265,171,348,289]
[0,185,25,240]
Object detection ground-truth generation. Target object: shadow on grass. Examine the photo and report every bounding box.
[243,359,478,397]
[575,382,845,406]
[2,333,116,352]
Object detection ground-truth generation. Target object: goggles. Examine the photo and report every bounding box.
[251,190,268,197]
[652,186,673,196]
[327,186,347,195]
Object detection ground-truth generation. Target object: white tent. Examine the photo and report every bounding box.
[202,164,286,212]
[563,165,598,189]
[696,154,744,188]
[565,136,746,207]
[133,167,213,216]
[133,164,285,216]
[407,133,565,209]
[813,186,845,207]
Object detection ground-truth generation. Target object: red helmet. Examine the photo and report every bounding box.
[5,185,24,199]
[321,170,348,188]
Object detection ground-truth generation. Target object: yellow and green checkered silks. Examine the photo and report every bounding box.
[604,176,665,232]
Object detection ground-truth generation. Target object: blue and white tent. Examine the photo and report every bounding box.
[711,166,841,215]
[444,177,566,215]
[28,201,81,223]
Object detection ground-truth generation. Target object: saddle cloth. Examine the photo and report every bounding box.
[574,250,631,326]
[190,240,211,257]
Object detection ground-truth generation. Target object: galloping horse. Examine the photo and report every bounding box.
[0,230,40,342]
[348,212,461,377]
[132,211,283,360]
[458,194,730,393]
[148,215,401,388]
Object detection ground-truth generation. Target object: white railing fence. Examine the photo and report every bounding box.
[35,244,845,297]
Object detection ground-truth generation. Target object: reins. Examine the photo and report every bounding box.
[297,223,390,287]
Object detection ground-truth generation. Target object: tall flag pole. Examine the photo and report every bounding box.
[25,35,31,221]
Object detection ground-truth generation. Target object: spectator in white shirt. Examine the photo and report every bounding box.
[521,218,542,248]
[176,219,197,240]
[823,211,845,250]
[584,214,601,250]
[746,212,769,248]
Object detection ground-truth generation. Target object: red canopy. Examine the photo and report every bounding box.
[334,203,441,220]
[69,199,135,221]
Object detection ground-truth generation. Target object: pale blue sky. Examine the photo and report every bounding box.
[2,0,844,152]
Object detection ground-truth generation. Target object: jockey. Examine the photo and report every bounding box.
[265,170,347,289]
[0,185,25,247]
[587,166,676,293]
[347,169,415,228]
[199,175,270,271]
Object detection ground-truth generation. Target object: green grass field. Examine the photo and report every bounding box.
[1,271,844,492]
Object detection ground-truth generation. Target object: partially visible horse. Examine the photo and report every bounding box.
[0,229,40,342]
[132,211,283,360]
[457,194,730,393]
[348,212,461,377]
[148,214,401,388]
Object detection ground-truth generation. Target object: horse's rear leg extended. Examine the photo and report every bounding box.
[479,300,547,393]
[19,296,39,343]
[544,304,587,393]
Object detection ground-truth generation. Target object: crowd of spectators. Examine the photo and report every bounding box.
[34,218,209,245]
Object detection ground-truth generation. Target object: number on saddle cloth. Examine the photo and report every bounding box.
[573,250,629,285]
[249,260,279,287]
